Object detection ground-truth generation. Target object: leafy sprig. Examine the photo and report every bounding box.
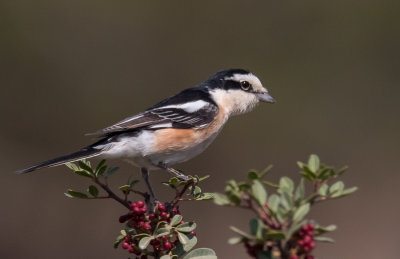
[213,154,357,259]
[64,160,216,259]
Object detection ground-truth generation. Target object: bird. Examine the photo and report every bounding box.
[18,68,275,197]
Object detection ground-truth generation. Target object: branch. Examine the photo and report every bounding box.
[93,177,131,210]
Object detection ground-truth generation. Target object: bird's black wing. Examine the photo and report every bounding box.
[87,88,219,136]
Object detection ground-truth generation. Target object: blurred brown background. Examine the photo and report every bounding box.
[1,0,399,258]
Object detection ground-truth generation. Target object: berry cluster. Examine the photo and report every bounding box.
[119,201,194,258]
[291,223,315,259]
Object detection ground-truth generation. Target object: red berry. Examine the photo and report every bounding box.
[297,240,305,246]
[303,235,312,244]
[308,223,314,230]
[130,203,137,208]
[303,246,311,252]
[157,203,165,212]
[122,242,130,249]
[136,201,144,208]
[119,215,128,223]
[164,241,172,250]
[305,255,314,259]
[148,213,155,220]
[309,241,316,249]
[140,207,147,214]
[301,225,309,232]
[162,236,167,241]
[144,222,151,230]
[128,246,135,253]
[160,212,168,219]
[307,230,314,237]
[290,255,299,259]
[133,207,141,214]
[189,231,196,236]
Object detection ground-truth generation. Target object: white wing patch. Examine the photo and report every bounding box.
[154,100,209,113]
[148,122,173,129]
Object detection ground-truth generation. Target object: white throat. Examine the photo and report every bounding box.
[210,89,259,116]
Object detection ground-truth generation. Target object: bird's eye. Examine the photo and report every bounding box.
[240,80,251,90]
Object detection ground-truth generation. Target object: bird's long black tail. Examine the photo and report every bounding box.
[17,147,102,174]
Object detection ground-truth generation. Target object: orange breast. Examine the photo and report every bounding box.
[153,107,228,154]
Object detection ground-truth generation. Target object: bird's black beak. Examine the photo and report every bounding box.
[257,92,276,103]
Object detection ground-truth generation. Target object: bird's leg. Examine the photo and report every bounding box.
[141,167,158,202]
[157,162,191,181]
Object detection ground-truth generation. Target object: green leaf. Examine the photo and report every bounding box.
[130,179,140,187]
[256,250,272,259]
[155,228,171,237]
[301,166,317,181]
[248,171,259,180]
[294,178,305,200]
[139,236,152,250]
[96,166,107,177]
[318,184,329,196]
[263,180,279,188]
[106,167,119,176]
[225,180,242,205]
[65,162,79,171]
[176,222,196,233]
[177,232,189,244]
[195,192,214,200]
[308,154,320,173]
[315,224,337,235]
[192,186,202,198]
[88,185,99,197]
[213,193,231,206]
[314,236,335,243]
[64,189,89,199]
[293,203,310,222]
[228,236,243,245]
[340,186,358,196]
[318,168,331,180]
[173,236,197,256]
[279,177,294,195]
[113,234,125,248]
[183,248,217,259]
[230,226,255,240]
[78,160,93,173]
[297,161,305,169]
[249,218,264,240]
[160,255,172,259]
[329,181,344,197]
[251,180,267,206]
[197,175,210,182]
[266,230,285,240]
[279,193,291,211]
[119,185,131,191]
[324,224,337,231]
[95,159,106,174]
[259,165,273,178]
[73,170,93,178]
[171,215,183,227]
[267,194,280,213]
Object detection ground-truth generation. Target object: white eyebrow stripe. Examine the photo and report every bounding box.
[154,100,210,113]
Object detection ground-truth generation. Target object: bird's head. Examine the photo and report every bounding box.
[205,69,275,116]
